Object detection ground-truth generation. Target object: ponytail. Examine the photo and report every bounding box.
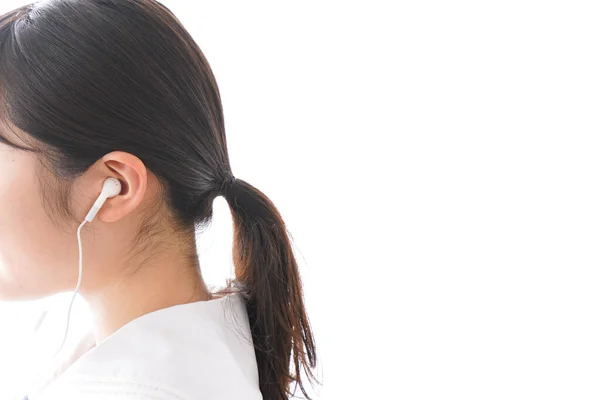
[220,177,318,399]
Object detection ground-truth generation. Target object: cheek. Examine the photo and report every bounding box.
[0,152,75,300]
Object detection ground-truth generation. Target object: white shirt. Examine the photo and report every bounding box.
[27,292,262,400]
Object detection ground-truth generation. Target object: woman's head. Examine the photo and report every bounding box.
[0,0,316,398]
[0,0,231,297]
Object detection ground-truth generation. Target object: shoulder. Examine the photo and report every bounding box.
[31,293,262,400]
[32,376,193,400]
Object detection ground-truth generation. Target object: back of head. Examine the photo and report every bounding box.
[0,1,317,398]
[0,0,230,225]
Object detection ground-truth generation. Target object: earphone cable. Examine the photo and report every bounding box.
[53,219,87,357]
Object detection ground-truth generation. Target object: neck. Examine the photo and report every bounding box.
[81,240,211,344]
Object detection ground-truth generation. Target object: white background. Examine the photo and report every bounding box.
[1,1,600,399]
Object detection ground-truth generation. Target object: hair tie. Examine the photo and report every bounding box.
[220,175,236,197]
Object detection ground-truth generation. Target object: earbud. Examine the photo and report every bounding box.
[84,177,122,222]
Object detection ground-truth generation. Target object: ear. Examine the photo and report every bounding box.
[94,151,148,223]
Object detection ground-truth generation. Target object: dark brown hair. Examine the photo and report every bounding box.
[0,1,317,398]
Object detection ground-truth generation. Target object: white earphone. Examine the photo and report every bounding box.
[54,177,122,356]
[84,177,122,222]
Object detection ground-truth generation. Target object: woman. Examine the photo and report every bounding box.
[0,0,317,399]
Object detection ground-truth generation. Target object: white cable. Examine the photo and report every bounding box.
[53,219,87,357]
